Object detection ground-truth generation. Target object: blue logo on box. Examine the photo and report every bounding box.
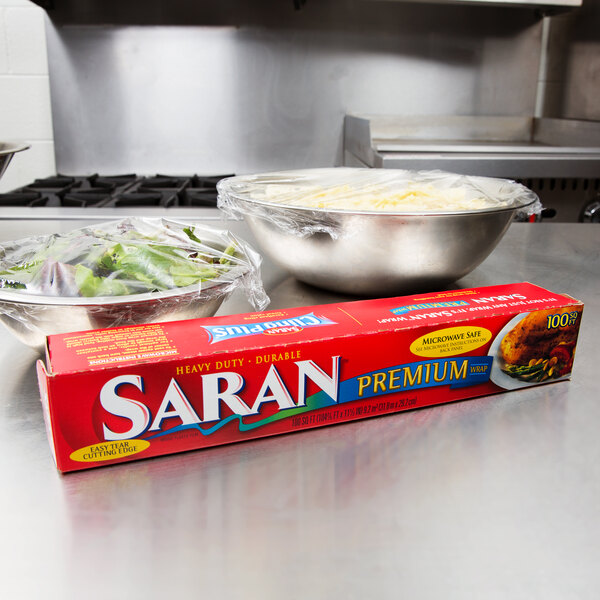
[391,300,469,315]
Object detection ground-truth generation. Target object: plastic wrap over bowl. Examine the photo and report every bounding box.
[218,168,541,296]
[0,217,268,351]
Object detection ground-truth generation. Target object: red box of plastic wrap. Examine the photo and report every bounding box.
[37,282,583,472]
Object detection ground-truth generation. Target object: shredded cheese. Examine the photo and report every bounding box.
[259,183,497,212]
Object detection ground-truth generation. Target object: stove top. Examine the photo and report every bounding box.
[0,173,233,209]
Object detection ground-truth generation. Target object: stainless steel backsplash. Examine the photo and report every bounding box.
[42,0,599,176]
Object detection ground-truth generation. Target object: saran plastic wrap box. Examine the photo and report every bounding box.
[37,282,583,472]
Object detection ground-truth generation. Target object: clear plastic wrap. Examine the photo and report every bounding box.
[0,217,269,349]
[218,168,542,238]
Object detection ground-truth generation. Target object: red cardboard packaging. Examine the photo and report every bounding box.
[37,282,583,472]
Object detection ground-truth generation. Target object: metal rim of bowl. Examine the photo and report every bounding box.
[0,269,246,307]
[218,169,539,217]
[0,142,31,156]
[232,196,535,217]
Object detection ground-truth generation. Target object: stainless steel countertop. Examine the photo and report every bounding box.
[1,217,598,599]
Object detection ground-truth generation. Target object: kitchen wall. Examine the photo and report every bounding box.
[3,0,599,183]
[42,0,545,177]
[0,0,55,191]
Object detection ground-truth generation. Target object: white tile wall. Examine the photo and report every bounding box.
[0,0,55,192]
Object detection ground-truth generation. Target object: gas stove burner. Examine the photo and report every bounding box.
[0,173,232,209]
[181,188,223,207]
[31,175,76,188]
[0,191,46,207]
[62,192,112,207]
[90,174,137,187]
[139,175,189,189]
[194,174,234,188]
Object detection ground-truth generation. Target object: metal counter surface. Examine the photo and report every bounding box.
[0,218,598,599]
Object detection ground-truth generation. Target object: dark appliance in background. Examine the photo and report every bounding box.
[0,173,233,209]
[514,177,600,222]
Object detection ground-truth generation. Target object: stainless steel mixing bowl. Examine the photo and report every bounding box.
[218,168,539,296]
[0,279,232,352]
[242,208,519,295]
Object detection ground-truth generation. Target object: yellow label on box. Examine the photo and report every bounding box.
[410,326,492,357]
[70,440,150,463]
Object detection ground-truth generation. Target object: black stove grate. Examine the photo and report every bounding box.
[0,173,232,208]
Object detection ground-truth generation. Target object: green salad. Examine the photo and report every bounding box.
[0,219,241,298]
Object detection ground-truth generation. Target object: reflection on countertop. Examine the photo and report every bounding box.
[0,221,598,599]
